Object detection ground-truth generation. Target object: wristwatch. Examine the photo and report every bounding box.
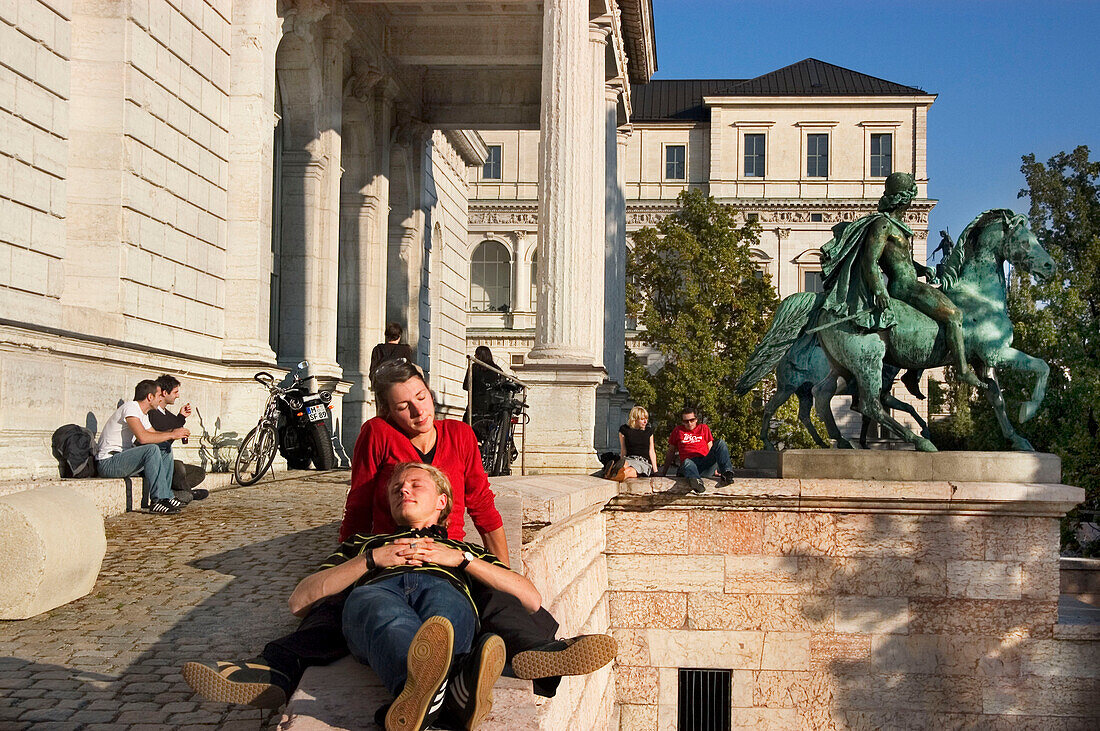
[458,550,475,570]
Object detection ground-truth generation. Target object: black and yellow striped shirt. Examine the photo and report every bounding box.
[319,524,506,614]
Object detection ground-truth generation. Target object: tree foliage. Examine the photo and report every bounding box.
[944,146,1099,552]
[626,189,778,454]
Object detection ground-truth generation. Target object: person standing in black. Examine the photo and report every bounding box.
[369,323,415,379]
[462,346,505,422]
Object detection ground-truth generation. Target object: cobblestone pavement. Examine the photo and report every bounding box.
[0,471,352,730]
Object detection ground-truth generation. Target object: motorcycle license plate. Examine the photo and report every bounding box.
[307,404,328,422]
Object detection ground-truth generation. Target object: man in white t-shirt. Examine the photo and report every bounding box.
[96,379,191,514]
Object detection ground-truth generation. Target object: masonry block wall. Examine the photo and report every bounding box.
[0,0,69,327]
[0,0,248,479]
[521,496,616,728]
[427,130,474,414]
[605,487,1099,729]
[120,0,230,359]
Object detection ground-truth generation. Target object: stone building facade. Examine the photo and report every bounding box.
[0,0,657,478]
[469,59,937,444]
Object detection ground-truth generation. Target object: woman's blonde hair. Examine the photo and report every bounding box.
[388,462,453,524]
[627,406,649,429]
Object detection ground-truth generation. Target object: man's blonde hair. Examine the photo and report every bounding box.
[388,462,453,524]
[627,406,649,429]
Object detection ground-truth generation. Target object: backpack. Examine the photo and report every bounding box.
[51,424,98,478]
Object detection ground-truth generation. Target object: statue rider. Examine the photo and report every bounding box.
[820,172,984,388]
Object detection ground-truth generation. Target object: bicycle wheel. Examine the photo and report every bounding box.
[234,424,278,486]
[471,418,498,474]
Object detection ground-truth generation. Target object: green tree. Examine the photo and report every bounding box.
[626,189,778,455]
[961,146,1099,552]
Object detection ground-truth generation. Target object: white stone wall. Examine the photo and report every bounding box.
[0,0,70,328]
[121,0,230,359]
[0,0,253,480]
[426,130,475,415]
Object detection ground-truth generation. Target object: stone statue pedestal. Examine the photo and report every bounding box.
[745,449,1061,484]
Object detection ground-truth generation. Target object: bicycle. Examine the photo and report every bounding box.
[471,380,527,477]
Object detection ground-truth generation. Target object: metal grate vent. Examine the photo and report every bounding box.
[678,668,731,731]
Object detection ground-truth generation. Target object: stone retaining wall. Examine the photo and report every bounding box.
[606,478,1099,728]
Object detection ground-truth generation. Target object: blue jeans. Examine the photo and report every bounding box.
[96,444,174,501]
[342,573,476,696]
[680,439,734,480]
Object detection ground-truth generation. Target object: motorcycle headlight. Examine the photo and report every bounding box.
[287,396,304,410]
[319,390,332,404]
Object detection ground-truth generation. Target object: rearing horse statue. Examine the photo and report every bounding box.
[741,208,1055,452]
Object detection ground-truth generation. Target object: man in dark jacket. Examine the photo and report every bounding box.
[369,323,415,379]
[149,374,208,504]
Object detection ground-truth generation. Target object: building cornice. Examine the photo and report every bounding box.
[445,130,489,167]
[618,0,657,83]
[704,95,936,108]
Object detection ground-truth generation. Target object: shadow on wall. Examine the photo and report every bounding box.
[605,487,1098,727]
[780,510,1092,727]
[192,407,240,473]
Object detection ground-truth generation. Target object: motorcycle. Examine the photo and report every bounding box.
[234,361,337,486]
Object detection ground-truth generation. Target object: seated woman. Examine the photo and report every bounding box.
[611,406,658,481]
[288,462,540,731]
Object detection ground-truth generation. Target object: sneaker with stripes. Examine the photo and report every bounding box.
[385,615,454,731]
[442,633,505,730]
[148,499,181,514]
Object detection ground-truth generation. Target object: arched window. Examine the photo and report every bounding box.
[470,240,512,312]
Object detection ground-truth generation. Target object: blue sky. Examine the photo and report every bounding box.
[650,0,1100,258]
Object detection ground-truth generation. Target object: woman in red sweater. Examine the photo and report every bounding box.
[341,366,505,556]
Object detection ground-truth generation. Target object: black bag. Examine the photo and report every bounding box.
[51,424,98,478]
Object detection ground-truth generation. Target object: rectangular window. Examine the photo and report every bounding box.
[870,133,892,177]
[665,144,686,180]
[482,145,502,180]
[743,133,765,177]
[804,270,823,293]
[807,133,829,177]
[810,213,823,222]
[678,669,731,731]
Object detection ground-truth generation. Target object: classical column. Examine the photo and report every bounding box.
[307,13,351,383]
[223,0,280,363]
[588,24,609,366]
[596,85,630,451]
[606,109,628,386]
[515,0,605,472]
[512,232,532,312]
[336,62,383,443]
[528,0,594,362]
[386,125,430,351]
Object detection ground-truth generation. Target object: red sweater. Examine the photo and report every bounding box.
[341,417,503,542]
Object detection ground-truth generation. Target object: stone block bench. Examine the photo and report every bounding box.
[0,485,106,619]
[282,474,618,731]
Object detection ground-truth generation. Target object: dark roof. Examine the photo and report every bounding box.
[629,59,932,122]
[630,79,745,122]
